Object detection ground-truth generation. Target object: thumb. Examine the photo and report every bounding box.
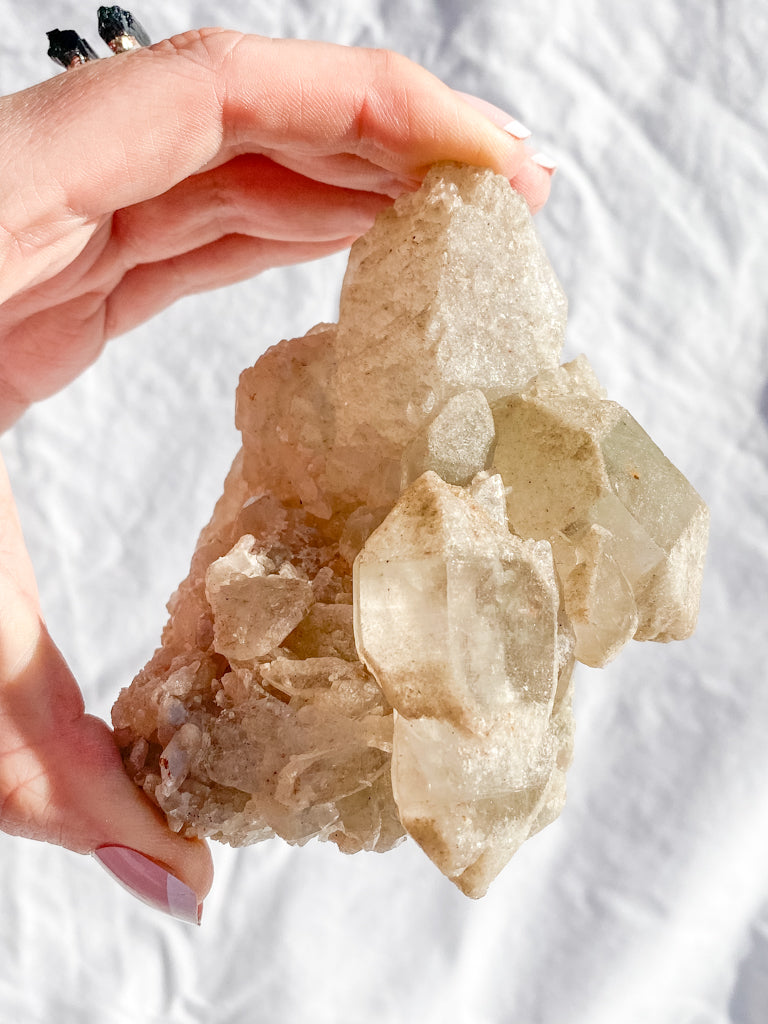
[0,455,212,923]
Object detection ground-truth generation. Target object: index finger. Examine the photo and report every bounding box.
[0,30,526,227]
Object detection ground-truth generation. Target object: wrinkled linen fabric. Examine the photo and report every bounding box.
[0,1,766,1022]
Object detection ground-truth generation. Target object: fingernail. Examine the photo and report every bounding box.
[93,845,201,926]
[532,152,558,173]
[502,119,532,140]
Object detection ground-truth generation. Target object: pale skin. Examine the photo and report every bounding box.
[0,29,552,911]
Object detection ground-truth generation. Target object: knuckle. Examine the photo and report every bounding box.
[364,46,407,81]
[150,27,246,71]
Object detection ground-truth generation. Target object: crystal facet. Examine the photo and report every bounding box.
[492,357,709,662]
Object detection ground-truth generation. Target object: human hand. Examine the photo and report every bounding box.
[0,28,554,430]
[0,29,555,921]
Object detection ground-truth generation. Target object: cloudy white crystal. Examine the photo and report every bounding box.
[112,162,707,899]
[334,164,567,449]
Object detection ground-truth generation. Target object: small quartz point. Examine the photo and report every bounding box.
[401,390,496,489]
[112,163,707,897]
[205,536,314,661]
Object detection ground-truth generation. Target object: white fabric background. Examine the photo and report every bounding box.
[1,1,766,1022]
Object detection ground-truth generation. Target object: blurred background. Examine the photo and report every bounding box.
[0,1,766,1022]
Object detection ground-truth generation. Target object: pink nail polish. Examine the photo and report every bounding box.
[502,118,532,140]
[93,845,201,926]
[532,152,558,173]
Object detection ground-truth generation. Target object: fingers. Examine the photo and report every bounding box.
[0,155,386,326]
[104,233,359,337]
[0,156,387,321]
[213,35,528,183]
[0,233,358,401]
[0,456,212,919]
[2,630,214,909]
[0,216,357,420]
[110,155,391,264]
[501,158,553,216]
[1,31,527,228]
[453,91,555,213]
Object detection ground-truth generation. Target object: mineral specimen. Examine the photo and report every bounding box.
[112,163,708,898]
[97,6,151,52]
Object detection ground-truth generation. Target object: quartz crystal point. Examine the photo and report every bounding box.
[354,472,575,897]
[333,163,567,453]
[112,162,707,898]
[286,162,568,513]
[491,357,709,663]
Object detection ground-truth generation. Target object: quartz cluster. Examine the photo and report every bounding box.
[112,163,708,898]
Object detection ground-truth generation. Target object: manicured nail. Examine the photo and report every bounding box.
[532,152,558,173]
[502,118,532,140]
[93,845,201,926]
